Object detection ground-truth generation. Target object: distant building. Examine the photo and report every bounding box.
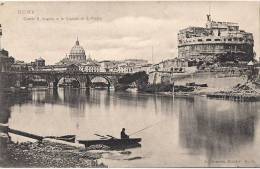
[10,60,29,72]
[124,59,148,66]
[0,25,15,72]
[178,15,254,62]
[99,60,121,72]
[39,64,79,72]
[68,38,88,62]
[99,60,114,72]
[118,64,134,73]
[79,59,100,72]
[158,58,188,72]
[31,57,46,70]
[106,59,149,73]
[134,64,152,73]
[35,57,45,67]
[0,49,14,72]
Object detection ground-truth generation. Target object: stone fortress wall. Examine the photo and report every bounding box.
[178,15,254,61]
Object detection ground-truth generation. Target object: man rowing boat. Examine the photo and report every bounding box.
[121,128,129,139]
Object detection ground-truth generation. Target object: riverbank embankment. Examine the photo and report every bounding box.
[156,80,260,102]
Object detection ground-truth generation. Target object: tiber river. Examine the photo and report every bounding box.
[4,75,260,167]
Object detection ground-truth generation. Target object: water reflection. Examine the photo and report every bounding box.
[0,91,32,123]
[33,89,174,114]
[0,92,11,124]
[178,96,258,165]
[3,89,260,167]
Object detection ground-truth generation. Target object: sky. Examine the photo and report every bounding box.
[0,1,259,65]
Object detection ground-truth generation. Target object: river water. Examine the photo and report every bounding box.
[4,86,260,167]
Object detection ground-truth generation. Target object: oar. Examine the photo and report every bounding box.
[8,128,44,141]
[44,135,75,139]
[94,134,105,137]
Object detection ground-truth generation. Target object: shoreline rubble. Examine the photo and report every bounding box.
[0,140,108,168]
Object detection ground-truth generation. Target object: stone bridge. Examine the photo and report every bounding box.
[0,71,129,89]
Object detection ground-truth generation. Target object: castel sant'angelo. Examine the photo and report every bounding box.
[178,14,254,62]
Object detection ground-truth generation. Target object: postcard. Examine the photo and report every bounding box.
[0,1,259,167]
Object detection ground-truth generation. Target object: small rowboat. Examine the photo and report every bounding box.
[78,138,142,148]
[45,135,76,143]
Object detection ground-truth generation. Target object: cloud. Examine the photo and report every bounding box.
[2,15,181,63]
[0,2,259,64]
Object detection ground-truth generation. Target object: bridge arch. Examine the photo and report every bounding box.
[89,76,112,89]
[57,77,80,88]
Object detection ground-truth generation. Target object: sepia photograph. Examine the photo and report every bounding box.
[0,1,260,167]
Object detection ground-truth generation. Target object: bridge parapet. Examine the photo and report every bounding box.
[1,71,131,89]
[3,71,129,76]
